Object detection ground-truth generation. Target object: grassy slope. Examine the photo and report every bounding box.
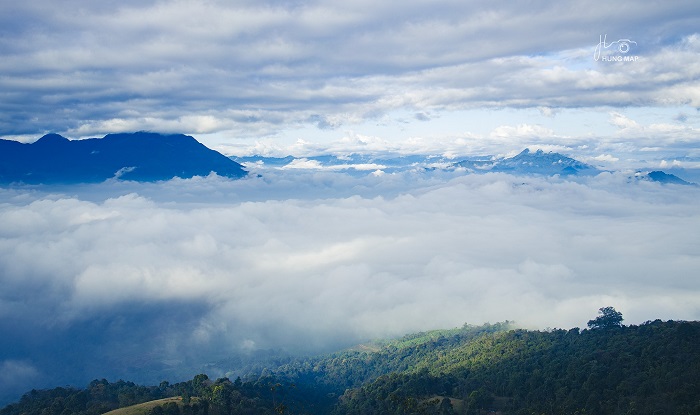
[102,397,183,415]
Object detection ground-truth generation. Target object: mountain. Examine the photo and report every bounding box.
[454,148,599,176]
[635,170,696,185]
[331,319,700,415]
[4,319,699,415]
[0,132,247,184]
[231,153,438,175]
[233,149,601,177]
[236,150,700,186]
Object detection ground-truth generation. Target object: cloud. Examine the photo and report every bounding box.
[609,112,640,129]
[590,154,620,163]
[538,107,558,118]
[281,158,324,169]
[0,360,40,404]
[659,159,682,168]
[1,171,699,403]
[490,123,555,139]
[1,1,699,140]
[606,111,700,153]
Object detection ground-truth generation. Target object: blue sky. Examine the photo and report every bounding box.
[1,0,700,165]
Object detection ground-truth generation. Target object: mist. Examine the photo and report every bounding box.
[1,169,699,404]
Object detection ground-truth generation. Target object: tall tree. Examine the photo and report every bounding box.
[587,306,624,329]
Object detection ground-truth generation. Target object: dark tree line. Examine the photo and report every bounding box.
[4,309,700,415]
[333,316,700,414]
[0,379,167,415]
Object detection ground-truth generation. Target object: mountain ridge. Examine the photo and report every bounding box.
[234,148,697,184]
[2,318,699,415]
[0,132,247,184]
[637,170,696,186]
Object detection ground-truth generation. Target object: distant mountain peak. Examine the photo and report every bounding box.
[103,131,193,141]
[0,132,247,184]
[516,148,544,156]
[511,148,570,160]
[636,170,696,186]
[35,133,69,145]
[484,148,598,176]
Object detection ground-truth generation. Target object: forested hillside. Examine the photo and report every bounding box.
[333,318,700,414]
[3,312,699,415]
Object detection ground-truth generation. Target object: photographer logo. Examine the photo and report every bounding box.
[594,34,639,62]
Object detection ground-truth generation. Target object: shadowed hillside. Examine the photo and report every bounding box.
[0,132,246,184]
[3,313,699,415]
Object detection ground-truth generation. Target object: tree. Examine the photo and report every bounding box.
[439,397,455,415]
[587,306,624,329]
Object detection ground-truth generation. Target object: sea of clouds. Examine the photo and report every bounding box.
[1,169,699,403]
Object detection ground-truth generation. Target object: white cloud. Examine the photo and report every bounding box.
[1,1,699,143]
[538,107,557,118]
[659,159,682,168]
[591,154,620,162]
[281,158,324,169]
[609,112,640,129]
[1,173,699,377]
[490,123,555,139]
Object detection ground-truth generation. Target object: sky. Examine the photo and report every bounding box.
[2,0,700,406]
[1,0,700,164]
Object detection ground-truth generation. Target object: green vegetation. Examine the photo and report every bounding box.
[0,379,167,415]
[333,317,700,414]
[4,308,700,415]
[102,397,185,415]
[587,306,624,330]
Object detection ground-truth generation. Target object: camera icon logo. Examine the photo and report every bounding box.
[594,35,638,61]
[615,39,636,54]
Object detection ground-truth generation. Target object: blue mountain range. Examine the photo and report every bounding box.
[1,134,695,186]
[0,132,247,184]
[235,148,600,176]
[234,148,697,185]
[635,170,695,186]
[454,148,599,176]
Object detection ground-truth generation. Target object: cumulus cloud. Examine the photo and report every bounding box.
[1,1,699,140]
[589,154,620,163]
[609,112,640,129]
[490,123,555,140]
[659,159,682,168]
[281,158,324,169]
[1,171,699,403]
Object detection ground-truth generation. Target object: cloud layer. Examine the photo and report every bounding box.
[1,1,699,144]
[1,171,699,402]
